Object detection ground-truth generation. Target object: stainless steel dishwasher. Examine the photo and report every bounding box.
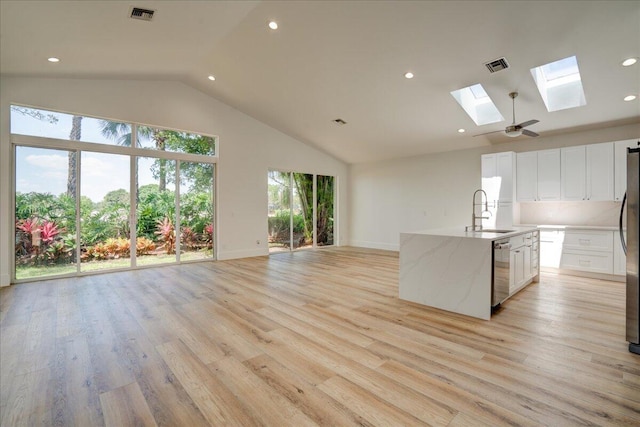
[492,238,511,307]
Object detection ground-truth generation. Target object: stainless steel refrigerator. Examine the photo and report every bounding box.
[620,145,639,355]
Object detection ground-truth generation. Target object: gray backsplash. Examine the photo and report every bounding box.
[519,201,622,227]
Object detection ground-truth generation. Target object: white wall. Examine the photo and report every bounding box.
[0,77,349,286]
[349,123,639,251]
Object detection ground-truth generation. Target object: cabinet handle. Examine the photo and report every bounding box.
[579,239,591,245]
[579,259,591,266]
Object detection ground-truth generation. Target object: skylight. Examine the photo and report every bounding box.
[530,55,586,112]
[450,84,504,126]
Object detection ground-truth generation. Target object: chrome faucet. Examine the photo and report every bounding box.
[466,189,492,232]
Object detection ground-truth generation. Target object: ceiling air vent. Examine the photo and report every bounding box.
[333,118,347,125]
[484,57,510,73]
[130,7,155,21]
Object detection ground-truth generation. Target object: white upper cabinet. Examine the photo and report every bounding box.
[481,153,498,201]
[537,149,561,201]
[516,151,538,201]
[561,145,586,201]
[482,152,515,202]
[496,152,515,202]
[561,142,614,201]
[614,139,640,201]
[516,148,561,202]
[586,142,614,201]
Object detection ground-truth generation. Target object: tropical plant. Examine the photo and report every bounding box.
[136,237,156,255]
[180,227,197,249]
[16,218,39,234]
[155,217,175,254]
[40,221,62,243]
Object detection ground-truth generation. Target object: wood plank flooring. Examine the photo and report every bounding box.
[1,247,639,426]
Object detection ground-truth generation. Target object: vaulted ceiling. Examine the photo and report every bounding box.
[1,1,638,163]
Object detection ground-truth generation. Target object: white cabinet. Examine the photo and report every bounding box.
[517,149,560,201]
[539,228,564,268]
[482,152,515,228]
[482,152,515,202]
[586,142,614,201]
[561,145,586,201]
[516,151,537,201]
[540,228,618,276]
[481,154,498,200]
[509,231,539,294]
[537,149,561,201]
[614,139,640,201]
[559,230,614,275]
[510,248,526,292]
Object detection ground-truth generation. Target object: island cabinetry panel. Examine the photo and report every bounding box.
[399,233,492,320]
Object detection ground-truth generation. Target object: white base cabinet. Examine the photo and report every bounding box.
[539,228,623,277]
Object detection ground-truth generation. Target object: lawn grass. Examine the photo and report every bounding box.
[15,249,214,280]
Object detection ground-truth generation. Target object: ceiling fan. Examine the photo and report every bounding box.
[474,92,539,138]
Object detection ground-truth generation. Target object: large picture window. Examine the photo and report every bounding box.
[11,105,217,282]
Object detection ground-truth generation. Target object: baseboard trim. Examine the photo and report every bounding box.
[348,240,400,252]
[217,248,269,260]
[541,267,625,282]
[0,273,10,287]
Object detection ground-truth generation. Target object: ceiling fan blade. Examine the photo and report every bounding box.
[522,129,539,137]
[517,119,539,128]
[473,130,504,137]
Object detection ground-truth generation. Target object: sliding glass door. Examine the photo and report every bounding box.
[268,170,334,253]
[292,173,313,250]
[80,152,131,272]
[179,161,214,261]
[15,146,78,280]
[316,175,335,246]
[268,171,291,252]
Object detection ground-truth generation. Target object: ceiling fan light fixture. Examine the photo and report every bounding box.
[506,129,522,137]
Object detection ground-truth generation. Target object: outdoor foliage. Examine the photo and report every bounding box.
[15,183,212,269]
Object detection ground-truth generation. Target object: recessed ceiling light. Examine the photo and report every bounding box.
[47,57,60,63]
[268,21,278,30]
[404,72,414,79]
[208,75,216,81]
[622,58,637,67]
[624,95,637,101]
[458,128,466,133]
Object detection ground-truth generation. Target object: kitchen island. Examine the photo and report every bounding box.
[399,226,539,320]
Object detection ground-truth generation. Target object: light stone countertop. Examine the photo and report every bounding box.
[402,226,538,240]
[518,224,620,231]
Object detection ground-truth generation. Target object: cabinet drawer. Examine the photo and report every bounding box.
[562,230,613,252]
[510,234,526,248]
[560,250,613,274]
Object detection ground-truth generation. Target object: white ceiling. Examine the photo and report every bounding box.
[1,0,639,163]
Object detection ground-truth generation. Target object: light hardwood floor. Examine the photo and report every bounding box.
[1,247,639,426]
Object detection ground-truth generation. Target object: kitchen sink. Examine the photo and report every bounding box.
[481,229,515,233]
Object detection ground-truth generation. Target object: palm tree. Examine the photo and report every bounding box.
[67,116,82,197]
[100,121,168,191]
